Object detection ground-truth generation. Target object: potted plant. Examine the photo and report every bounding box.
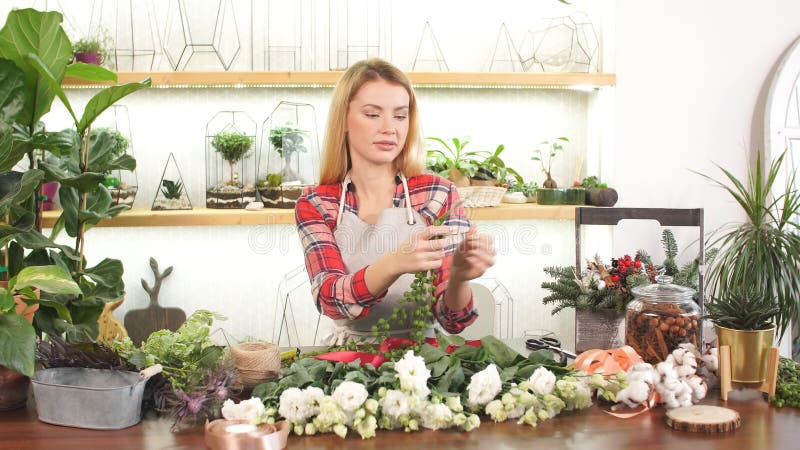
[542,253,656,353]
[426,137,485,187]
[153,179,190,210]
[580,175,618,207]
[258,126,308,208]
[531,136,583,205]
[704,289,779,383]
[0,266,80,410]
[71,29,111,67]
[504,180,538,203]
[697,150,800,383]
[470,144,523,187]
[207,129,256,209]
[91,127,137,207]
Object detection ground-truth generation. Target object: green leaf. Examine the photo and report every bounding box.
[0,127,27,172]
[0,58,25,125]
[14,229,80,261]
[436,363,464,393]
[100,153,136,172]
[36,298,72,323]
[15,265,80,295]
[418,343,446,363]
[77,78,151,134]
[0,169,44,212]
[28,128,79,157]
[81,258,123,288]
[0,313,36,377]
[64,62,117,83]
[0,9,73,127]
[481,335,523,368]
[40,160,105,192]
[58,185,79,237]
[23,53,77,127]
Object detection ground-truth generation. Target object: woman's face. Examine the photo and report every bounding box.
[346,79,410,170]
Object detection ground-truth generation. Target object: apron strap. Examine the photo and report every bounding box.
[335,172,417,227]
[336,173,351,227]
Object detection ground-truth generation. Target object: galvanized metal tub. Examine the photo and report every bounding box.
[31,365,161,430]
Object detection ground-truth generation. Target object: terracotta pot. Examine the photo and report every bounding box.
[0,282,40,411]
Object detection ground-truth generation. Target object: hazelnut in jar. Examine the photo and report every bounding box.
[625,275,700,364]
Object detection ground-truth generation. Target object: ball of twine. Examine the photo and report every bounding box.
[231,341,281,387]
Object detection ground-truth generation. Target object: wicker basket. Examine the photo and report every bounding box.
[457,186,508,207]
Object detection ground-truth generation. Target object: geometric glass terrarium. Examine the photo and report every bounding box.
[520,12,599,73]
[257,102,320,209]
[163,0,241,71]
[152,153,192,210]
[206,111,257,209]
[92,105,138,207]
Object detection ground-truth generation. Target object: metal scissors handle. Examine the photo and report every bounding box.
[525,337,577,362]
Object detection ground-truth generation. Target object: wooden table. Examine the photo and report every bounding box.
[1,389,798,450]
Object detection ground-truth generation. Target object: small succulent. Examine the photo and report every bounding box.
[161,179,183,200]
[259,173,282,188]
[508,181,538,197]
[704,288,779,331]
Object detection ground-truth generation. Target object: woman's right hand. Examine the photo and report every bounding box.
[390,225,462,275]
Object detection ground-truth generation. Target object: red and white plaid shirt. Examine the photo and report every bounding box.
[294,173,477,334]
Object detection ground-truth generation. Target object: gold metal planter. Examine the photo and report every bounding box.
[715,324,775,383]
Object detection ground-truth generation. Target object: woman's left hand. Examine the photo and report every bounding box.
[451,227,495,283]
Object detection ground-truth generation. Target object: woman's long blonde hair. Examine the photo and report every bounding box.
[319,59,424,185]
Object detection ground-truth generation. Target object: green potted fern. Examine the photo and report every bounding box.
[697,150,800,383]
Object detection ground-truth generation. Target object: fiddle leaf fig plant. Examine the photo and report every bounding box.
[0,265,80,377]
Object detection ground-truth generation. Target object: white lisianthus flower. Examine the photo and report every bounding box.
[445,396,463,413]
[529,367,556,396]
[279,387,314,424]
[485,399,507,422]
[394,350,431,397]
[313,397,348,432]
[364,398,379,415]
[420,402,453,430]
[221,397,266,423]
[333,381,369,412]
[465,414,481,431]
[380,389,410,419]
[333,423,348,439]
[506,404,526,419]
[467,364,502,407]
[304,422,317,435]
[355,414,378,439]
[304,386,325,416]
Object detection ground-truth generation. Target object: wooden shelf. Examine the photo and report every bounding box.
[62,71,616,89]
[40,204,578,228]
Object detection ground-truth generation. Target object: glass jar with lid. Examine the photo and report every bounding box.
[626,275,700,364]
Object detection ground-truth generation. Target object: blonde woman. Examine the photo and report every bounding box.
[295,59,495,343]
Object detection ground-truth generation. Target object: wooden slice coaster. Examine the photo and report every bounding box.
[665,405,741,433]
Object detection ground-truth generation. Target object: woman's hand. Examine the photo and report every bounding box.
[390,225,462,275]
[450,227,495,283]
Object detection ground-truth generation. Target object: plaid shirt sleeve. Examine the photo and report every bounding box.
[295,186,387,320]
[408,175,478,334]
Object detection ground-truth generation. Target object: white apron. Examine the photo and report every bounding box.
[326,173,435,345]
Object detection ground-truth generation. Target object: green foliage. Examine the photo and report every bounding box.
[580,176,608,189]
[704,288,779,331]
[696,151,800,338]
[72,38,102,54]
[508,181,538,197]
[269,126,307,158]
[261,173,282,188]
[211,131,253,163]
[471,144,523,184]
[115,310,226,392]
[0,265,80,376]
[161,179,183,200]
[426,136,488,179]
[773,357,800,408]
[661,229,679,275]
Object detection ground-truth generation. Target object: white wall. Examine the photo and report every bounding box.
[612,0,800,262]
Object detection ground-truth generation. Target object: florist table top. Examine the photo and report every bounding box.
[1,389,799,450]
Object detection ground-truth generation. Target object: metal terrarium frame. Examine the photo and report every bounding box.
[205,111,257,209]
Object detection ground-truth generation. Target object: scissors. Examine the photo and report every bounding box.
[525,336,577,365]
